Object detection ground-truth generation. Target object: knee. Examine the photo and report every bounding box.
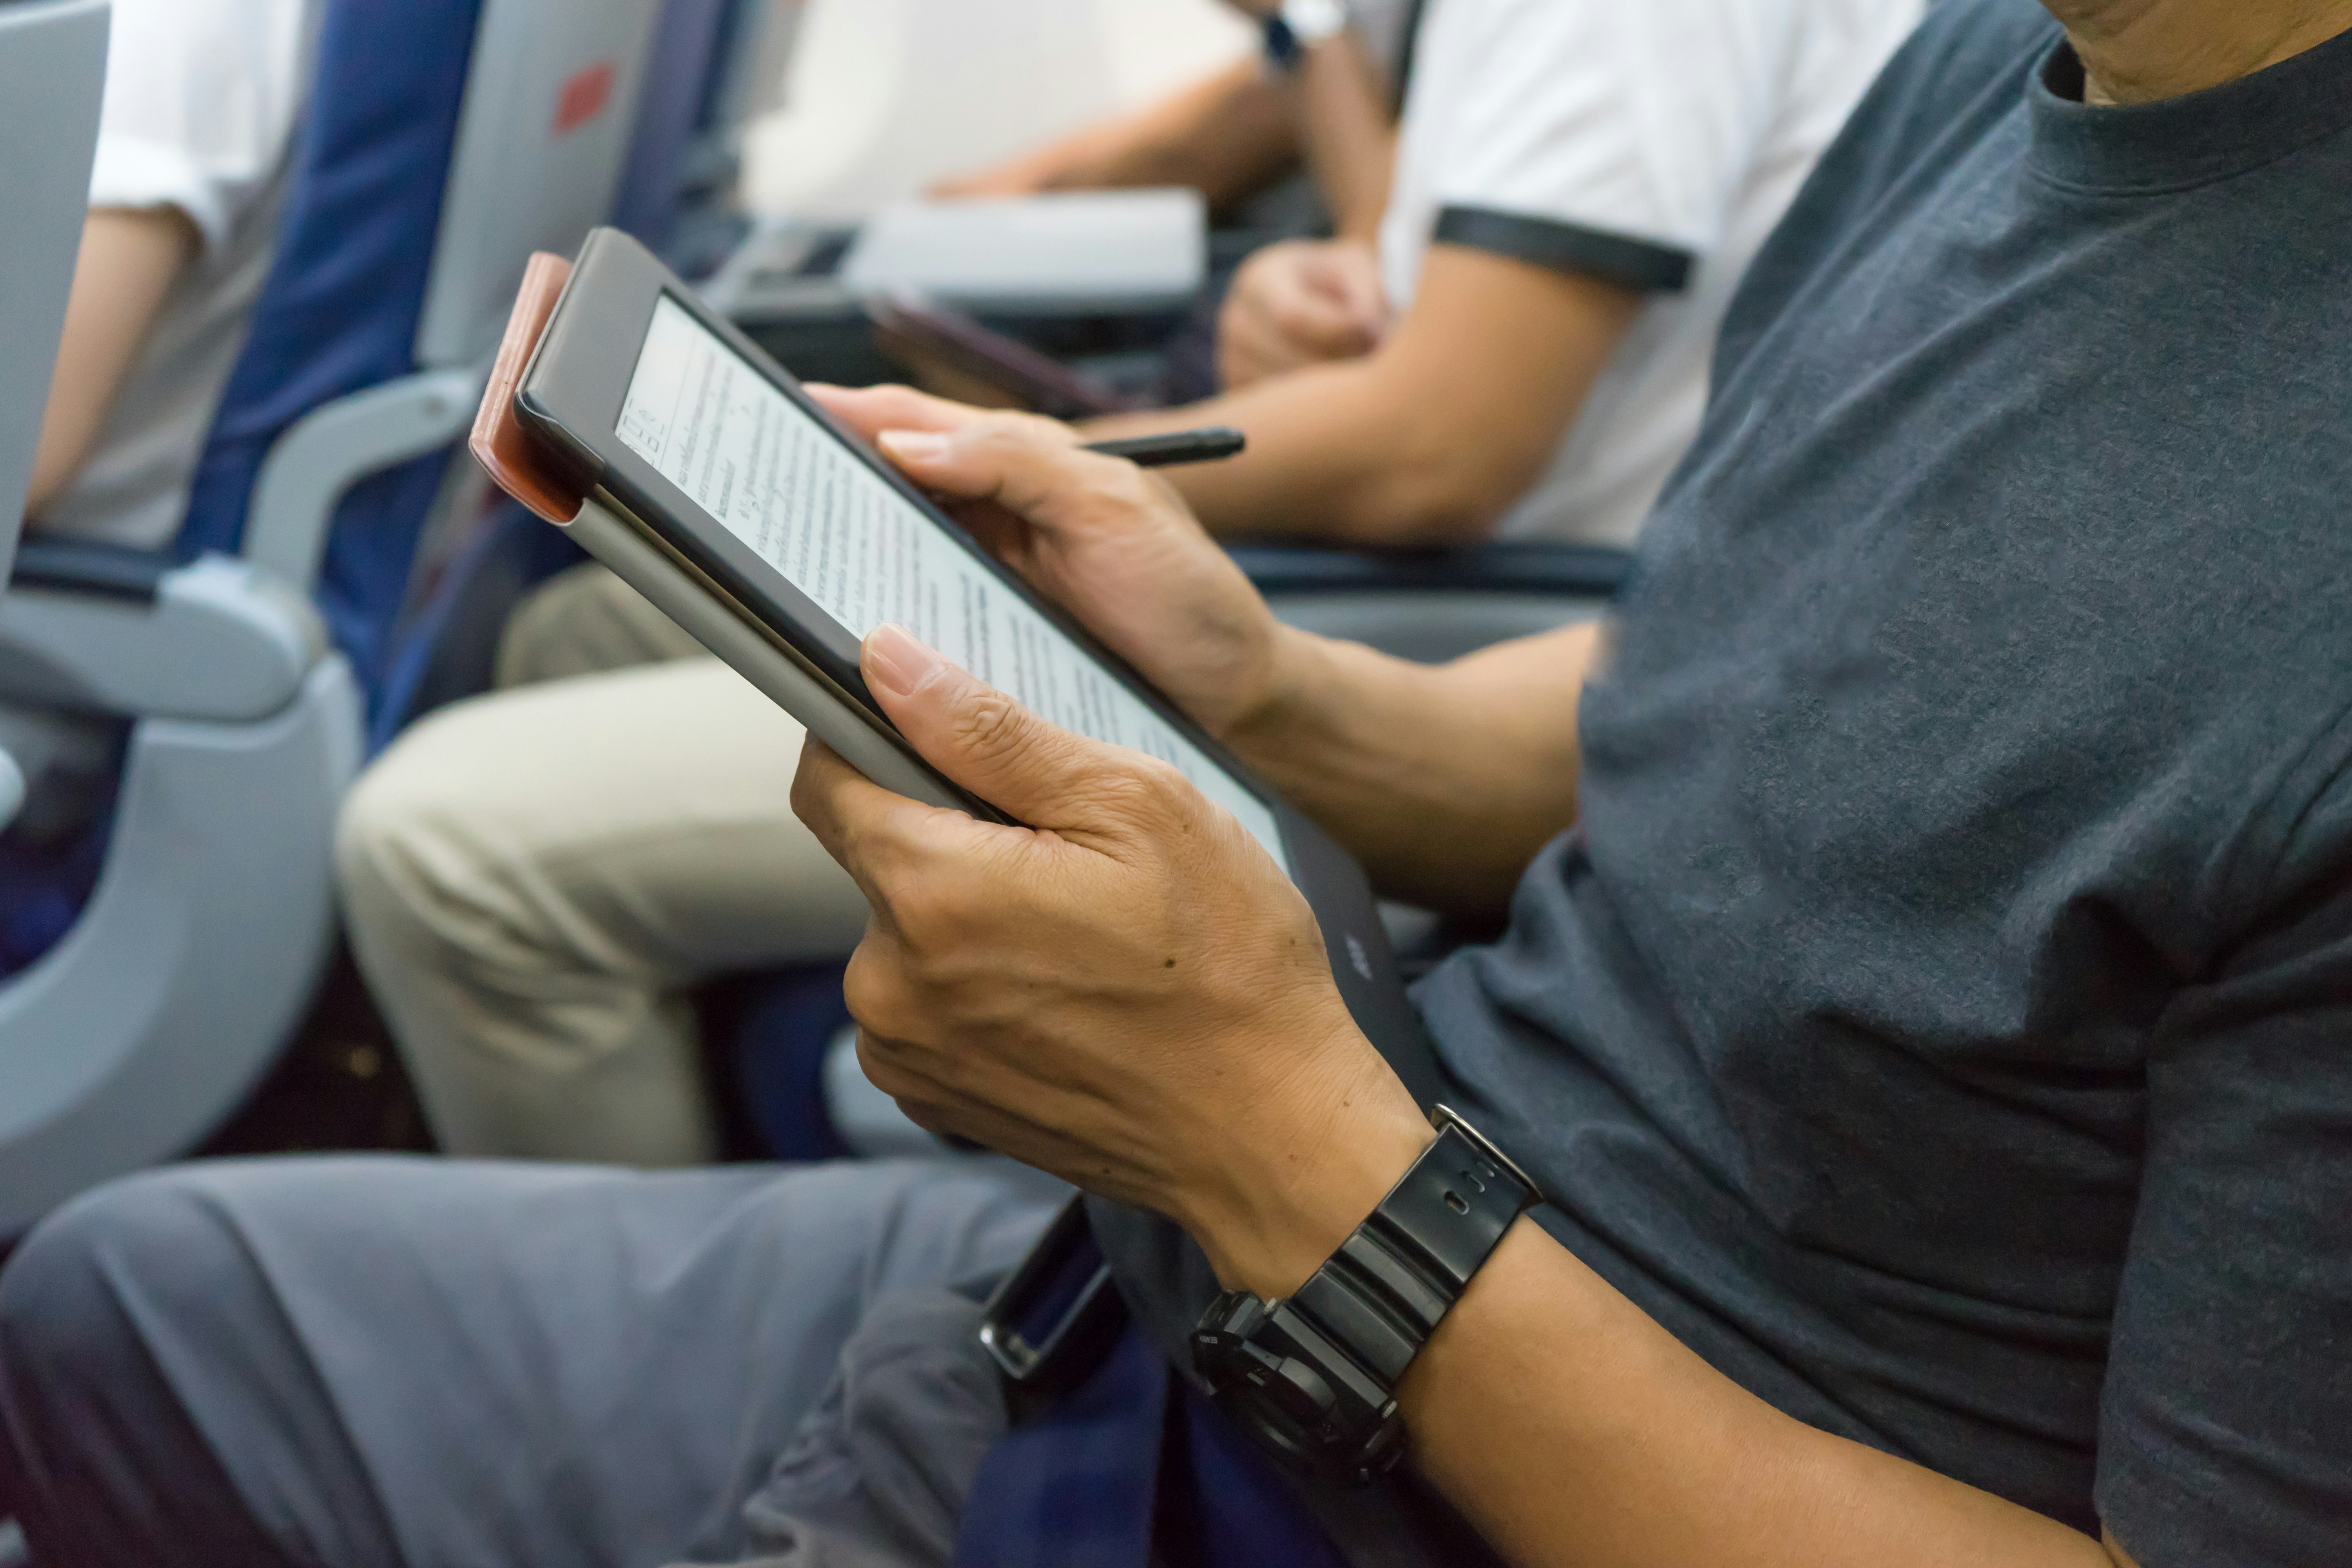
[334,721,497,961]
[0,1170,235,1422]
[494,562,619,686]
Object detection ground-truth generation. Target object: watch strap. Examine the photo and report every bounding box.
[1191,1107,1539,1482]
[1287,1111,1535,1382]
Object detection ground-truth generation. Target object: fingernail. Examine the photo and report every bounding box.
[878,430,950,464]
[865,623,944,697]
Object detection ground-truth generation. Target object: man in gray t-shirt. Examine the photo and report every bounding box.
[2,2,2346,1565]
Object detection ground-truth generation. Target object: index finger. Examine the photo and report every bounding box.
[789,735,985,929]
[805,384,995,446]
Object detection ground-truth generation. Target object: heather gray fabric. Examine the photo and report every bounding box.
[1401,4,2352,1562]
[0,1157,1061,1568]
[9,7,2352,1568]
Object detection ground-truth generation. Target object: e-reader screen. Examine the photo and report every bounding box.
[615,294,1290,872]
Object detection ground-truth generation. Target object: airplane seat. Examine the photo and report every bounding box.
[0,0,109,1002]
[0,0,674,1234]
[1236,540,1634,666]
[369,0,789,740]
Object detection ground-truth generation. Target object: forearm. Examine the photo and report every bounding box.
[27,208,193,516]
[1010,60,1297,208]
[1197,1111,2139,1568]
[1290,31,1396,241]
[1400,1220,2137,1568]
[1223,621,1593,913]
[1088,358,1492,544]
[1088,247,1640,545]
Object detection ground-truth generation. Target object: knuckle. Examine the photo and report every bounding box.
[1080,755,1186,825]
[844,960,924,1045]
[889,880,950,946]
[950,689,1037,764]
[969,409,1073,457]
[886,868,984,955]
[853,1033,924,1102]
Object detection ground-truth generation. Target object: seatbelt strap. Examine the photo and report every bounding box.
[952,1324,1166,1568]
[963,1201,1507,1568]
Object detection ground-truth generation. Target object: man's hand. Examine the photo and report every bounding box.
[808,384,1291,739]
[1216,238,1388,391]
[793,624,1431,1294]
[810,382,1597,918]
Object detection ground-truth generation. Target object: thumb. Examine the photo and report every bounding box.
[862,622,1146,835]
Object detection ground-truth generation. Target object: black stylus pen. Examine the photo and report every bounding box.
[1081,426,1247,468]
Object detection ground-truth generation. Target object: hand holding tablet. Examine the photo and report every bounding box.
[471,228,1445,1111]
[790,610,1434,1296]
[810,383,1292,744]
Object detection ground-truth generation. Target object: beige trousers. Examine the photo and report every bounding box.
[336,565,870,1165]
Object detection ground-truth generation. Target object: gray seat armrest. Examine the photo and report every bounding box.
[243,365,486,592]
[1229,541,1635,599]
[9,535,177,600]
[0,554,329,722]
[1236,542,1633,666]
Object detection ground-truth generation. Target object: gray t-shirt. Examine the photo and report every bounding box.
[1412,2,2352,1560]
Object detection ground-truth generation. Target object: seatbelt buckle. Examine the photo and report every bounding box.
[980,1195,1127,1395]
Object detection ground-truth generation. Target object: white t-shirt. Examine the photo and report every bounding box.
[35,0,315,550]
[1379,0,1923,544]
[1344,0,1418,78]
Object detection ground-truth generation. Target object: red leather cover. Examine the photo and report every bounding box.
[470,251,584,525]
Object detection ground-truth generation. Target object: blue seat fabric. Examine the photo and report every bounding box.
[178,0,486,711]
[611,0,733,253]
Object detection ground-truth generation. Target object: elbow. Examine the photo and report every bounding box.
[21,437,78,523]
[1328,441,1551,549]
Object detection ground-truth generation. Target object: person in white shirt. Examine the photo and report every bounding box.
[935,0,1415,247]
[1107,0,1929,546]
[28,0,313,546]
[334,0,1922,1167]
[5,0,311,844]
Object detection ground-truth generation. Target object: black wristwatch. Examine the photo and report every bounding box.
[1191,1106,1539,1485]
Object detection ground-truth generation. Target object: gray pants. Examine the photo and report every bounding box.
[0,1156,1065,1568]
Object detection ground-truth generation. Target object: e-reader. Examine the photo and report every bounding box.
[470,227,1444,1108]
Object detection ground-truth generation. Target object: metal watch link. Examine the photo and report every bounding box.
[1190,1106,1539,1485]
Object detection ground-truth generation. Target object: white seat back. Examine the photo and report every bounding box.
[416,0,671,369]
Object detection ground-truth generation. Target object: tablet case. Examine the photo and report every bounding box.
[471,251,971,816]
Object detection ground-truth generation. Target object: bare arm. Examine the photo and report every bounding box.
[1286,25,1397,241]
[932,19,1394,233]
[1225,621,1595,915]
[931,59,1297,210]
[26,207,195,518]
[1087,244,1641,545]
[1373,1218,2152,1568]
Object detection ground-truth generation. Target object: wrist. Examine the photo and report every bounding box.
[1177,1031,1434,1299]
[1220,620,1331,753]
